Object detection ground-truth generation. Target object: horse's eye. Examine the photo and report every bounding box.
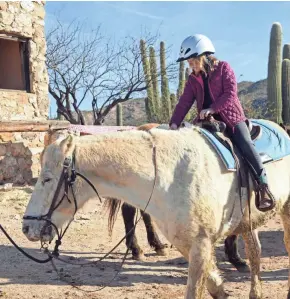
[42,178,51,185]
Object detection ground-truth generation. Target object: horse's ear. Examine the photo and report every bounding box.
[59,134,75,156]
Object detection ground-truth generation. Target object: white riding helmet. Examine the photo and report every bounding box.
[176,34,215,62]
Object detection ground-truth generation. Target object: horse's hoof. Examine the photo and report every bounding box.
[132,253,145,261]
[235,263,250,273]
[230,259,250,273]
[228,257,250,273]
[214,293,230,299]
[249,293,262,299]
[155,248,168,256]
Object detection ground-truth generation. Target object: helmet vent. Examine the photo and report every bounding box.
[185,48,191,55]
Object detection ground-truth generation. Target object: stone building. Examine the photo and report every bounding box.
[0,1,48,120]
[0,1,68,185]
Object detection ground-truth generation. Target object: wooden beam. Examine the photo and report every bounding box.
[0,120,70,132]
[0,34,27,42]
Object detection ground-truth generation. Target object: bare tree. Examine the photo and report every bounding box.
[46,19,177,125]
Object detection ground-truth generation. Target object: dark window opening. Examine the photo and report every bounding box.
[0,34,30,92]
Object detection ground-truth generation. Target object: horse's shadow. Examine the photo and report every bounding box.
[0,244,188,288]
[215,229,288,283]
[0,229,287,288]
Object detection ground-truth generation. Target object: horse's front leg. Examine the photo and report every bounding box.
[121,203,145,260]
[140,210,168,256]
[185,233,212,299]
[242,230,262,299]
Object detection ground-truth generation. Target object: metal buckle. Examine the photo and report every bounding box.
[63,157,72,168]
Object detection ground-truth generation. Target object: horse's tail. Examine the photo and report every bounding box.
[103,198,123,236]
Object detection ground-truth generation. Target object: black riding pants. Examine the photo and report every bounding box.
[227,121,264,178]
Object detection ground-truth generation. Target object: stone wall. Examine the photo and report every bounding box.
[0,121,70,185]
[0,131,46,185]
[1,91,39,120]
[0,1,49,120]
[0,1,50,185]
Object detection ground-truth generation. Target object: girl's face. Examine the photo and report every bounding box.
[187,57,202,74]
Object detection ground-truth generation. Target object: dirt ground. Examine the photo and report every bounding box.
[0,187,289,299]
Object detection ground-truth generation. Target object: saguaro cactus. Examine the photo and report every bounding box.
[160,41,171,122]
[282,59,290,124]
[170,93,177,111]
[283,44,290,60]
[140,39,155,122]
[116,103,123,126]
[177,61,185,99]
[149,46,160,115]
[267,22,283,123]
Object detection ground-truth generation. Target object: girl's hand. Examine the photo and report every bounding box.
[200,108,214,120]
[170,123,178,130]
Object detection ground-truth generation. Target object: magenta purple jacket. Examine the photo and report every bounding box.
[169,61,246,130]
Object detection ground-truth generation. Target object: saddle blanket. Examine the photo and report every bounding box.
[68,125,136,135]
[200,119,290,171]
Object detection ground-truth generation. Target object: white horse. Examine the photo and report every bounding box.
[22,122,290,299]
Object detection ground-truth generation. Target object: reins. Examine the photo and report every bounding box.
[0,132,158,292]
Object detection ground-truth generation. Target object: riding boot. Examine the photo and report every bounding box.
[257,170,276,212]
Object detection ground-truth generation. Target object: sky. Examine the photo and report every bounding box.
[45,1,290,116]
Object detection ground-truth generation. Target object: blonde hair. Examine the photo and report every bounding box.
[192,55,219,76]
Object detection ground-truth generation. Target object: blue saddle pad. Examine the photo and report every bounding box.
[200,119,290,171]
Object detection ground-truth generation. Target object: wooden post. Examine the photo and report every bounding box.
[0,120,70,132]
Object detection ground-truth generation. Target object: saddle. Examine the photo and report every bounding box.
[193,115,269,213]
[195,115,262,141]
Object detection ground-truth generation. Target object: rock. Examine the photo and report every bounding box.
[8,4,18,14]
[0,11,14,26]
[77,215,90,221]
[0,144,6,156]
[0,133,14,142]
[10,143,26,157]
[14,13,32,28]
[14,173,25,185]
[20,1,34,12]
[33,4,45,19]
[0,2,8,11]
[0,183,13,191]
[23,169,33,182]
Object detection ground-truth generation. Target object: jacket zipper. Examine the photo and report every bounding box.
[207,74,234,129]
[190,74,204,112]
[191,72,236,129]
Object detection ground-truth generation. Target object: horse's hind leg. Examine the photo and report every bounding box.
[185,232,212,299]
[224,234,249,272]
[280,204,290,298]
[121,203,145,261]
[141,210,168,256]
[242,230,262,299]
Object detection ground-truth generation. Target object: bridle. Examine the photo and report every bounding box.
[23,152,103,256]
[3,133,158,291]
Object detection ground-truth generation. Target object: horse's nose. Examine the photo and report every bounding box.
[42,225,52,236]
[22,225,29,235]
